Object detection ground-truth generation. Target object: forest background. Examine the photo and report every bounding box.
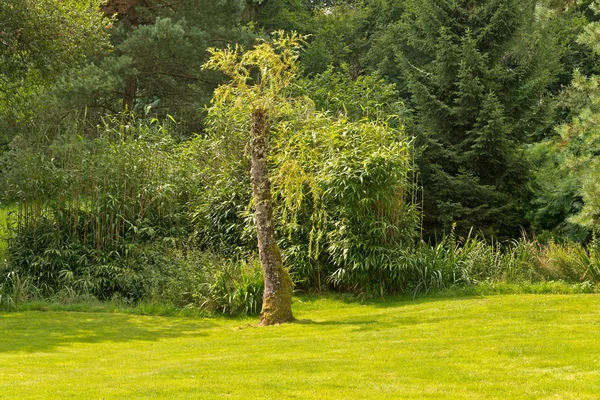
[2,0,600,316]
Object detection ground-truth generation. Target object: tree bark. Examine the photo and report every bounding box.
[122,75,137,112]
[102,0,139,111]
[250,108,294,326]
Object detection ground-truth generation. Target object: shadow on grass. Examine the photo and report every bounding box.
[0,312,215,353]
[293,313,451,330]
[294,318,377,326]
[295,290,484,309]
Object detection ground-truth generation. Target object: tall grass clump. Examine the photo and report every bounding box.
[405,229,542,296]
[536,234,600,282]
[315,121,420,297]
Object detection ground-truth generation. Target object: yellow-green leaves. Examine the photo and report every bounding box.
[203,31,306,112]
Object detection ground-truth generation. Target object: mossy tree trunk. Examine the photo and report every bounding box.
[250,108,294,326]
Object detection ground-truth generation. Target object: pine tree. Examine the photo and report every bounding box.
[51,0,252,133]
[368,0,561,238]
[550,3,600,231]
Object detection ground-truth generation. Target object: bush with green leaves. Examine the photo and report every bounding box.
[298,65,408,123]
[310,120,420,296]
[200,257,264,316]
[198,78,420,297]
[0,114,267,314]
[184,134,255,256]
[2,116,188,299]
[135,240,264,316]
[0,0,111,142]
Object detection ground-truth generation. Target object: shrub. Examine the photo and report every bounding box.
[2,116,189,300]
[139,239,263,316]
[196,85,421,298]
[536,237,600,282]
[200,258,264,316]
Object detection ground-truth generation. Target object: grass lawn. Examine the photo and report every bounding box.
[2,294,600,399]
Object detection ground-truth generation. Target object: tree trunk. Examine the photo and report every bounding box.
[102,0,139,111]
[250,108,294,326]
[122,75,137,112]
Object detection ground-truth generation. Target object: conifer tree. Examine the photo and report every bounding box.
[53,0,252,133]
[549,2,600,232]
[368,0,561,238]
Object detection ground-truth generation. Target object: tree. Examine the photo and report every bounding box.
[199,32,418,299]
[525,2,600,238]
[0,0,109,86]
[44,0,253,134]
[366,0,562,239]
[549,2,600,231]
[0,0,110,141]
[301,0,406,77]
[244,0,314,33]
[202,32,305,325]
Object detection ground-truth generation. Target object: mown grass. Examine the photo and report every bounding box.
[2,294,600,399]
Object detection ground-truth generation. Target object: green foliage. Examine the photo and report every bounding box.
[539,0,600,96]
[16,0,254,141]
[103,5,252,129]
[0,0,110,84]
[2,117,187,299]
[248,0,314,33]
[366,0,562,239]
[202,39,419,297]
[403,231,600,297]
[5,0,600,309]
[0,271,38,310]
[535,234,600,282]
[191,173,255,255]
[300,0,406,76]
[300,3,369,76]
[203,31,306,114]
[402,231,542,297]
[300,120,418,297]
[200,258,264,316]
[0,0,111,141]
[135,241,263,316]
[183,116,256,255]
[526,141,588,240]
[556,70,600,229]
[298,65,408,123]
[534,3,600,232]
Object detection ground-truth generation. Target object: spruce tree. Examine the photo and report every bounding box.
[368,0,561,238]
